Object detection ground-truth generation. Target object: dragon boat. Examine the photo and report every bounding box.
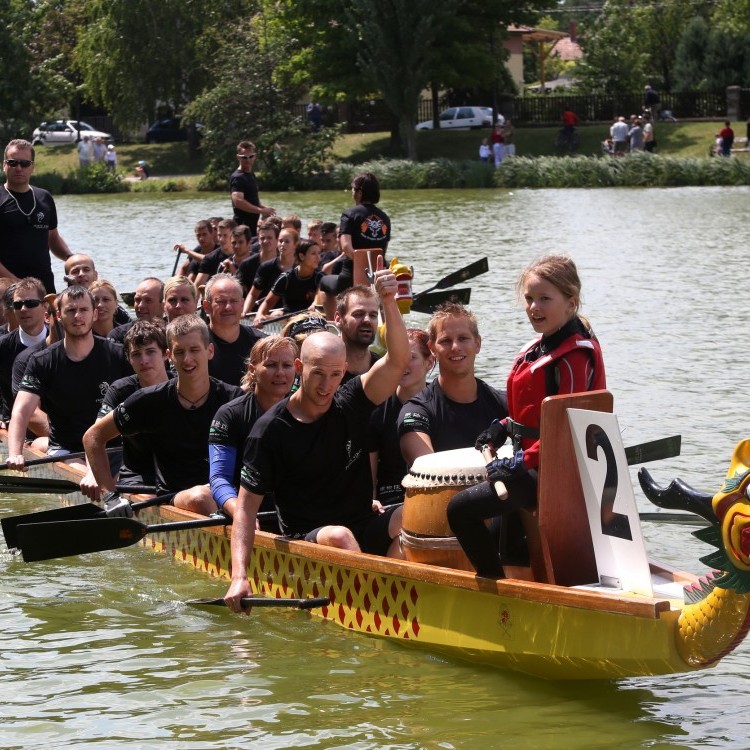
[3,390,750,681]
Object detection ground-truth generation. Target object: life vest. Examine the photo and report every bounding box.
[506,328,606,454]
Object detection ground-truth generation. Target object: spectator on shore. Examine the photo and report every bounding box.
[718,121,734,157]
[610,116,629,156]
[479,138,490,163]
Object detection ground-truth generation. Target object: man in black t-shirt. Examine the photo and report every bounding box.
[194,218,237,289]
[173,219,220,281]
[108,277,165,344]
[202,274,265,385]
[82,314,242,514]
[239,219,279,310]
[0,139,73,293]
[6,286,131,471]
[397,302,508,467]
[230,140,276,237]
[81,320,170,493]
[224,256,410,612]
[0,277,47,426]
[335,285,381,384]
[64,253,130,326]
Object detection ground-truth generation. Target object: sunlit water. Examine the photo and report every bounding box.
[2,186,750,748]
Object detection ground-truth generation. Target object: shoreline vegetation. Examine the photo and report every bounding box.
[30,121,750,194]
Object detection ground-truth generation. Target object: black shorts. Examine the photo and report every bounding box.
[301,503,400,556]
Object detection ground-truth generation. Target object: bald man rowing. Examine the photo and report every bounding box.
[224,255,409,612]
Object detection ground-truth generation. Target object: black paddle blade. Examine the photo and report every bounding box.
[17,516,148,562]
[624,435,681,465]
[1,503,103,550]
[0,475,79,494]
[434,257,488,290]
[410,288,471,314]
[188,596,331,610]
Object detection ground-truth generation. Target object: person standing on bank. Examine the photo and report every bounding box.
[447,255,606,578]
[318,172,390,320]
[230,141,276,238]
[0,139,72,293]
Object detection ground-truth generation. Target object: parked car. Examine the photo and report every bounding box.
[416,106,493,131]
[31,120,114,146]
[145,118,202,143]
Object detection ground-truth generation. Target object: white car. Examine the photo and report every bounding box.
[416,106,493,131]
[32,120,114,146]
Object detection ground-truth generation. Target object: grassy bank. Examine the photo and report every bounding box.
[29,120,749,192]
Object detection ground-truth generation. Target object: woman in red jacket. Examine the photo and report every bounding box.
[447,254,606,577]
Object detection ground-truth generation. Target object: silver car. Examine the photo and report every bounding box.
[32,120,114,146]
[416,106,493,130]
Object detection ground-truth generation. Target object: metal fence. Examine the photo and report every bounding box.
[297,89,730,132]
[510,90,726,123]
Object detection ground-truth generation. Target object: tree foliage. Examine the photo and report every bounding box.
[184,12,337,190]
[577,0,713,92]
[0,0,75,142]
[75,0,246,128]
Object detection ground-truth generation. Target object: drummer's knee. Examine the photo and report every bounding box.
[316,525,360,551]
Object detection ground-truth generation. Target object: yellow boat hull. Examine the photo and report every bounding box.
[12,455,703,681]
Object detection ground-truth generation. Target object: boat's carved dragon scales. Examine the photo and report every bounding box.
[640,439,750,668]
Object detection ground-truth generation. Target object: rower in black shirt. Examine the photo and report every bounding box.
[0,277,47,427]
[80,320,170,494]
[82,314,242,514]
[202,274,265,386]
[6,285,131,473]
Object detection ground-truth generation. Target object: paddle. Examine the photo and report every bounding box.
[0,475,155,495]
[624,435,681,466]
[1,491,177,550]
[410,288,471,314]
[0,446,120,472]
[171,247,183,276]
[17,514,230,562]
[187,596,330,610]
[413,257,489,299]
[638,512,706,526]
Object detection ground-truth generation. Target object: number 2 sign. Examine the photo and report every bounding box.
[567,409,653,597]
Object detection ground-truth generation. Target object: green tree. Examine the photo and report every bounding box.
[704,28,748,88]
[0,0,76,142]
[674,17,710,91]
[577,0,711,92]
[347,0,442,160]
[184,12,338,191]
[75,0,246,130]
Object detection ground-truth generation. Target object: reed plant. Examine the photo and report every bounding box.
[492,154,750,188]
[331,159,496,189]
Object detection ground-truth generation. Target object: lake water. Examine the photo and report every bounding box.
[2,186,750,748]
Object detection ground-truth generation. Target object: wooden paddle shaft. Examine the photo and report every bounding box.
[480,446,509,501]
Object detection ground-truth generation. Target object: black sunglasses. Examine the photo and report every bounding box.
[238,154,257,159]
[4,159,34,168]
[12,298,43,310]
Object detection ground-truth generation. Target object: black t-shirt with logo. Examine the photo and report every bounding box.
[20,337,131,451]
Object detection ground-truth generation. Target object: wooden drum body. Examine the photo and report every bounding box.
[401,448,488,571]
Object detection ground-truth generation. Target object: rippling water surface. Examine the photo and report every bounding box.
[2,186,750,748]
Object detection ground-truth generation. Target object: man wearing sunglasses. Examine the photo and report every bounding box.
[0,277,48,430]
[0,139,72,294]
[230,140,276,238]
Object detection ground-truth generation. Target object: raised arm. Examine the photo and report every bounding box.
[361,256,409,405]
